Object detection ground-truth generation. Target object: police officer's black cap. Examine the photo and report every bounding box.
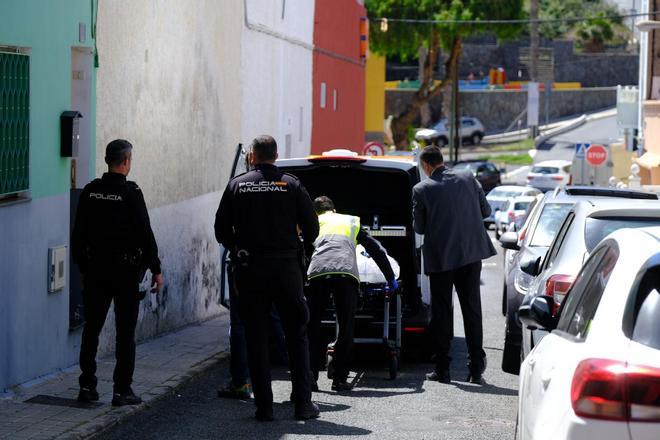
[105,139,133,166]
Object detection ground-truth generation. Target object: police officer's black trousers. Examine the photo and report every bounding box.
[79,277,140,393]
[429,261,486,374]
[236,256,313,412]
[307,276,358,383]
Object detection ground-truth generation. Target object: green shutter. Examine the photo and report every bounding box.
[0,52,29,196]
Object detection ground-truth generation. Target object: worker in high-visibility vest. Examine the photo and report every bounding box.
[307,196,398,392]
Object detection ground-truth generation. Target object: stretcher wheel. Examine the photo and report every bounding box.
[388,354,399,380]
[326,353,335,380]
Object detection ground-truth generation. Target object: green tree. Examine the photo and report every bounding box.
[539,0,623,42]
[366,0,524,149]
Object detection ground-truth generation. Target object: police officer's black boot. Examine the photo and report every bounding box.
[255,407,274,422]
[111,387,143,406]
[294,401,320,420]
[77,387,99,403]
[467,354,487,385]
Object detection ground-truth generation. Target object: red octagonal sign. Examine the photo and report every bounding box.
[586,144,608,167]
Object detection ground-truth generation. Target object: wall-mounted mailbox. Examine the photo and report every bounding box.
[60,111,83,157]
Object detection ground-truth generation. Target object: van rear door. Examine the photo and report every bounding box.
[219,144,248,308]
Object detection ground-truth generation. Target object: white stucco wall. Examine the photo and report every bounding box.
[241,0,314,158]
[96,0,242,209]
[93,0,242,353]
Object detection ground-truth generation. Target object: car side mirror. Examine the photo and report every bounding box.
[520,255,542,276]
[499,231,520,251]
[518,295,557,331]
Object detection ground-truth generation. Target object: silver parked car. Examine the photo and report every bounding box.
[415,116,486,147]
[498,186,659,375]
[484,185,541,227]
[520,196,660,359]
[494,195,537,239]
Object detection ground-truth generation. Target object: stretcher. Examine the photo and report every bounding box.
[326,247,403,380]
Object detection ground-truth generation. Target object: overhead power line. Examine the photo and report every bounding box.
[371,11,659,26]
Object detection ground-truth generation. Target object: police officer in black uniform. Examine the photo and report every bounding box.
[215,135,320,421]
[72,139,164,406]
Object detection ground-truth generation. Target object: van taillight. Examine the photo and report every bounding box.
[545,274,575,314]
[571,359,660,422]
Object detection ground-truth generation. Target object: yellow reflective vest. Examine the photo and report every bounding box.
[307,211,361,282]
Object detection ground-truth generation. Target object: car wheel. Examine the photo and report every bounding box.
[471,132,483,145]
[436,137,447,148]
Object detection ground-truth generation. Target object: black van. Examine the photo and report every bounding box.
[219,147,431,354]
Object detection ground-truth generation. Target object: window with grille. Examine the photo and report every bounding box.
[0,51,30,197]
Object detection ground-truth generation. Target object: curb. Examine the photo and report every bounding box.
[56,351,229,439]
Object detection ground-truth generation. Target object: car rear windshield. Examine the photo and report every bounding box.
[529,203,573,247]
[531,166,560,174]
[514,201,531,211]
[488,189,523,198]
[585,217,660,251]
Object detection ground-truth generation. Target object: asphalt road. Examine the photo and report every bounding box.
[95,236,518,440]
[501,115,621,186]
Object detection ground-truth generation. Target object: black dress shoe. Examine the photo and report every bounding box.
[295,402,320,420]
[467,373,485,385]
[77,387,99,403]
[111,388,143,407]
[467,355,487,385]
[331,381,353,391]
[255,408,274,422]
[425,371,451,384]
[290,380,319,402]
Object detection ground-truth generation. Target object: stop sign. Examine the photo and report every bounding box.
[586,144,608,167]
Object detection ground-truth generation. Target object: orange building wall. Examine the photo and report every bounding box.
[311,0,366,154]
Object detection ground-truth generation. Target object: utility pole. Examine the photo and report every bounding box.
[529,0,540,138]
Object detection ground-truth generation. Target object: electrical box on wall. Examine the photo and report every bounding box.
[60,111,83,157]
[48,246,67,293]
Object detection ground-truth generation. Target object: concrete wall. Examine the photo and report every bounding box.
[93,1,242,353]
[0,0,96,391]
[96,0,242,209]
[241,0,314,158]
[388,39,639,89]
[386,87,617,132]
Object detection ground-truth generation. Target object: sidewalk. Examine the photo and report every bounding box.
[0,316,229,440]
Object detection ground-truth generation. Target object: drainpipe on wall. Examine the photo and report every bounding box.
[637,0,650,151]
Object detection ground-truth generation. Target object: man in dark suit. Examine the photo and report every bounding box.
[412,146,496,384]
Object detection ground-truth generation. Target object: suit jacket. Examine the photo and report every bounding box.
[412,166,496,273]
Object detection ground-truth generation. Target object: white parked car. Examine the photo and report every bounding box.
[521,197,660,358]
[494,195,536,238]
[527,160,572,192]
[484,185,541,227]
[516,227,660,440]
[415,116,486,147]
